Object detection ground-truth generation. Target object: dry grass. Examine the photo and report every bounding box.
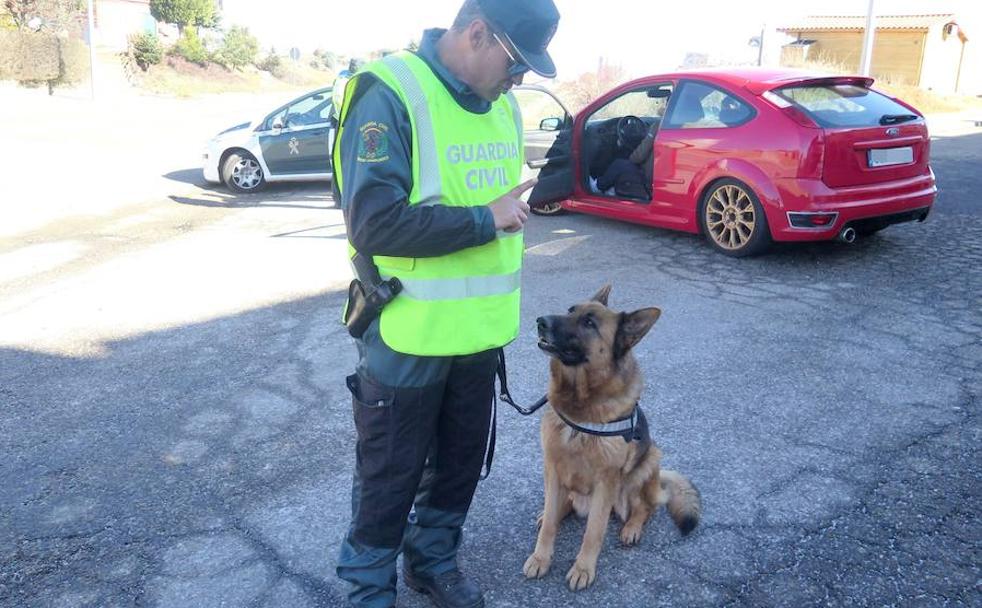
[784,53,982,114]
[133,56,330,98]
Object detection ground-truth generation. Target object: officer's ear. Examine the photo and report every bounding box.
[467,18,492,51]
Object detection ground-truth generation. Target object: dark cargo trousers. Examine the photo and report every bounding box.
[336,320,497,608]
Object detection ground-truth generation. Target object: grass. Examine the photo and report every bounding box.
[132,55,332,98]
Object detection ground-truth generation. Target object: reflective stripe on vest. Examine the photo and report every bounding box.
[383,268,522,301]
[334,51,525,356]
[379,55,443,207]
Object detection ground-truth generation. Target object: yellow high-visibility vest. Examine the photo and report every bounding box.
[334,51,525,356]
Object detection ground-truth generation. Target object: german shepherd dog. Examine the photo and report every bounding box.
[523,285,702,591]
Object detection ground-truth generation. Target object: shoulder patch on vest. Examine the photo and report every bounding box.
[357,121,391,163]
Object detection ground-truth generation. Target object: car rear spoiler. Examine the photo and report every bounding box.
[745,75,875,96]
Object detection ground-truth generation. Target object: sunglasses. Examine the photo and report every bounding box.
[492,31,531,77]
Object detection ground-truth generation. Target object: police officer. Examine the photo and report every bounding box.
[332,1,560,607]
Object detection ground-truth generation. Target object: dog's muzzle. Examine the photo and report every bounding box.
[536,315,586,365]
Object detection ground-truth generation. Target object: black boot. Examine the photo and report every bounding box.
[403,567,485,608]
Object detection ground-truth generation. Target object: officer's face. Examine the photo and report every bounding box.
[470,23,526,102]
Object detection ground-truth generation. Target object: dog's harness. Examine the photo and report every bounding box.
[553,403,650,444]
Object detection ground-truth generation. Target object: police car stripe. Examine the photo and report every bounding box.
[382,269,522,301]
[382,55,443,207]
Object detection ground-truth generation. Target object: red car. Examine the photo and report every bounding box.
[522,68,936,256]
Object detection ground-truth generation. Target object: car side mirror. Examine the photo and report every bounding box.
[540,117,562,131]
[272,117,284,130]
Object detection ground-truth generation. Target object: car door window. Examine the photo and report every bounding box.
[589,86,672,123]
[664,81,754,128]
[275,91,332,129]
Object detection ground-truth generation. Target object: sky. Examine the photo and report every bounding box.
[222,0,980,83]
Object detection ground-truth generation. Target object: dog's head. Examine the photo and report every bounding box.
[536,284,661,367]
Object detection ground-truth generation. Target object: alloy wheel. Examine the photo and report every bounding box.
[705,184,757,251]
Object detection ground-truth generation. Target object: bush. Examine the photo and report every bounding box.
[130,31,163,70]
[257,49,280,72]
[48,36,88,91]
[216,25,257,70]
[0,29,59,81]
[310,48,336,70]
[171,28,208,65]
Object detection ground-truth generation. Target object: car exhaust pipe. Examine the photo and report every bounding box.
[838,226,857,244]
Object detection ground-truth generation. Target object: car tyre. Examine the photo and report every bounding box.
[222,151,266,193]
[699,178,771,257]
[530,201,566,216]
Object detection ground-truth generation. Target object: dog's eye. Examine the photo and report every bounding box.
[582,315,596,329]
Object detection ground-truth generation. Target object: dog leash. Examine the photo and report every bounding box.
[480,349,549,480]
[497,348,548,415]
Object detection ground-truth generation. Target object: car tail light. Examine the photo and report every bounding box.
[762,91,820,129]
[798,134,825,179]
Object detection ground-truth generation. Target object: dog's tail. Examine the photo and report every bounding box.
[654,469,701,535]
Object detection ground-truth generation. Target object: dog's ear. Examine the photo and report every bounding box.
[590,284,612,306]
[614,307,661,360]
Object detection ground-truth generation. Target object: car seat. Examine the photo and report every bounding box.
[719,98,752,126]
[670,91,706,126]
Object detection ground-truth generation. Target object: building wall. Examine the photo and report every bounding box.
[95,0,154,51]
[920,23,970,94]
[959,40,981,95]
[793,30,925,85]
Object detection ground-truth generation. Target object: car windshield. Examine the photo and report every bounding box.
[774,84,917,128]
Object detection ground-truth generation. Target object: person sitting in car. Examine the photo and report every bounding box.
[596,120,658,199]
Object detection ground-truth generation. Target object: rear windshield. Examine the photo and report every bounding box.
[774,84,917,128]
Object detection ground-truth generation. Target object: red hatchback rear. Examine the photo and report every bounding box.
[524,69,936,256]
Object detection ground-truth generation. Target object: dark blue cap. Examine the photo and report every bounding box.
[477,0,560,78]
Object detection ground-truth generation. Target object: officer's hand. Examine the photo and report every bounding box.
[488,178,537,233]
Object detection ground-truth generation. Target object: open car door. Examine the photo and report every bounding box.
[511,85,575,212]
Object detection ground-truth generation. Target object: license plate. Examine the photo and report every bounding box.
[868,146,914,167]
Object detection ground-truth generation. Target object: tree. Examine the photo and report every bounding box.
[216,25,257,70]
[556,61,626,113]
[149,0,217,33]
[129,31,163,70]
[3,0,84,35]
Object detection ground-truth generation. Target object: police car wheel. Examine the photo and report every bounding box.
[222,152,266,193]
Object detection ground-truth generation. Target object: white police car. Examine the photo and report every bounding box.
[203,86,336,193]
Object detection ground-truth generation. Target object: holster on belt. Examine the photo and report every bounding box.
[344,252,402,339]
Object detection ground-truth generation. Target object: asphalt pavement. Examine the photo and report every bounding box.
[0,104,979,607]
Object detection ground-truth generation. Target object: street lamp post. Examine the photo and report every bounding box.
[86,0,96,99]
[859,0,876,76]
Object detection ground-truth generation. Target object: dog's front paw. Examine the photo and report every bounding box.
[619,522,644,545]
[523,552,551,579]
[565,560,596,591]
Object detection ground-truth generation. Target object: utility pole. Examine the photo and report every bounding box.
[86,0,97,99]
[859,0,876,76]
[757,25,765,66]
